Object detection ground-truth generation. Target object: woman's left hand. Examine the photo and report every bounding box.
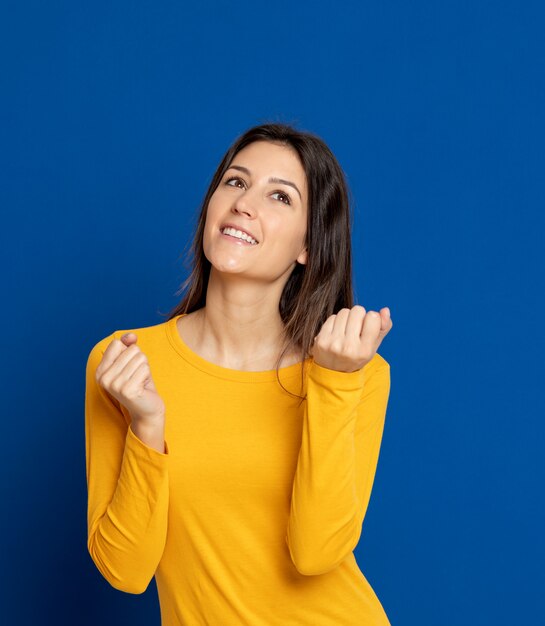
[310,306,393,373]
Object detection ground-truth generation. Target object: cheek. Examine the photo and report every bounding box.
[204,198,222,229]
[206,196,218,216]
[267,219,305,252]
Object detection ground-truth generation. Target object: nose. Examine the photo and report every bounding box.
[232,187,257,218]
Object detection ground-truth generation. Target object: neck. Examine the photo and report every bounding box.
[194,271,294,369]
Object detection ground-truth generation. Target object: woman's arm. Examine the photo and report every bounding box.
[85,333,170,594]
[285,354,391,576]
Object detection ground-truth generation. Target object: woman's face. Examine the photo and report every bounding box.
[203,140,308,280]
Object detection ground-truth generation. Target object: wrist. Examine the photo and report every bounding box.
[130,419,166,454]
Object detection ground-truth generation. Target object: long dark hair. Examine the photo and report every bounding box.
[162,121,355,402]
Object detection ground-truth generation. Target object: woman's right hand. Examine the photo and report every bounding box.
[96,333,166,425]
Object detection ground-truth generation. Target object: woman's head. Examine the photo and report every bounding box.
[166,122,355,398]
[203,139,309,290]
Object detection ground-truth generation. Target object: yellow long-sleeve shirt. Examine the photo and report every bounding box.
[85,313,392,625]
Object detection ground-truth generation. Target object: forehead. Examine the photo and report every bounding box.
[231,141,307,190]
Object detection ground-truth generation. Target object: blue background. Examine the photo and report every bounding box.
[2,1,543,624]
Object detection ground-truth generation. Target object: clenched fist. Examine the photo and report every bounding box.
[95,333,166,425]
[310,305,393,373]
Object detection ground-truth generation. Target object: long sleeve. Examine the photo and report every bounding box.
[85,333,170,594]
[285,354,391,576]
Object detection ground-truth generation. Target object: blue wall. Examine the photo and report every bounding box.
[2,1,544,624]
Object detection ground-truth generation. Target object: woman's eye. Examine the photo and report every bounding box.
[225,176,245,188]
[272,191,291,205]
[224,177,290,205]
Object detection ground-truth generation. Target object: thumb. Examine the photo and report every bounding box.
[121,332,137,346]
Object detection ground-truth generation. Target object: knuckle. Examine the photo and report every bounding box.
[135,359,147,372]
[331,338,344,352]
[123,380,141,400]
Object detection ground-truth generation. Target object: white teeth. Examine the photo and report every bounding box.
[221,227,258,245]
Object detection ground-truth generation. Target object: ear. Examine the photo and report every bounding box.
[296,247,308,265]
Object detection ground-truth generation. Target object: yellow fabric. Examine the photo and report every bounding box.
[85,313,392,625]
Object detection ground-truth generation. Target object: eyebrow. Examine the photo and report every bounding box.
[227,164,302,201]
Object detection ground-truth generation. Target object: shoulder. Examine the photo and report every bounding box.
[87,317,170,361]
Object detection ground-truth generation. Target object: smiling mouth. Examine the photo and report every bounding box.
[219,227,259,245]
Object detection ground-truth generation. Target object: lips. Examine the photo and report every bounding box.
[219,223,259,243]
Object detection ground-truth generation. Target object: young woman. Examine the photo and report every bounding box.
[85,122,394,625]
